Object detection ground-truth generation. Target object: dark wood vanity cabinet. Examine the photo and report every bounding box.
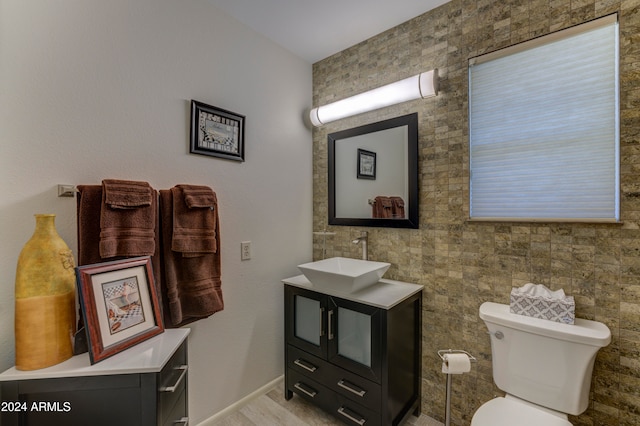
[283,278,422,426]
[0,329,189,426]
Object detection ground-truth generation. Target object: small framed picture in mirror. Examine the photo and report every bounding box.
[357,149,376,180]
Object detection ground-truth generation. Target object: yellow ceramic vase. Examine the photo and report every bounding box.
[15,214,76,370]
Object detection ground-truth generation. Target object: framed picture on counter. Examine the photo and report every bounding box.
[76,256,164,364]
[190,99,245,162]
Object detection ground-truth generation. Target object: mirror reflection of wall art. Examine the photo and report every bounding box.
[328,113,419,229]
[76,256,164,364]
[190,100,245,162]
[357,149,377,180]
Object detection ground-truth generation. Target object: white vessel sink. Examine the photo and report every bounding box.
[297,257,391,293]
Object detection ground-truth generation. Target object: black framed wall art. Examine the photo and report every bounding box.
[190,99,245,162]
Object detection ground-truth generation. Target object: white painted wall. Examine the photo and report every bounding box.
[0,0,313,423]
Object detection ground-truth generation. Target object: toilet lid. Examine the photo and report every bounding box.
[471,397,573,426]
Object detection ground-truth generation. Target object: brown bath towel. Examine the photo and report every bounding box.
[99,179,156,258]
[77,185,104,266]
[76,184,163,337]
[160,186,223,327]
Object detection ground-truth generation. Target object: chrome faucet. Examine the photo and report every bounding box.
[352,231,368,260]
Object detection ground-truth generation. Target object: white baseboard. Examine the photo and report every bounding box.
[196,375,284,426]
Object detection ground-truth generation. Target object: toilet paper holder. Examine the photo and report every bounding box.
[438,349,476,426]
[437,349,476,363]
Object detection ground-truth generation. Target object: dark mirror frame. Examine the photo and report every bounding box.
[328,113,419,229]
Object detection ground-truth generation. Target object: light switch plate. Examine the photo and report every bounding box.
[241,241,251,260]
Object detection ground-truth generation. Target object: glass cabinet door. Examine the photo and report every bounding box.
[337,307,372,366]
[295,295,321,346]
[328,297,381,383]
[285,286,327,358]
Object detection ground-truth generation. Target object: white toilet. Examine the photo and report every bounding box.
[472,302,611,426]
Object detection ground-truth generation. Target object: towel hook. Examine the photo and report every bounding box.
[57,185,77,198]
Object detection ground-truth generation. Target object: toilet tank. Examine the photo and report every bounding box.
[479,302,611,416]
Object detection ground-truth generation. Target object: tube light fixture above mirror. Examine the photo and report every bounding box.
[309,69,438,127]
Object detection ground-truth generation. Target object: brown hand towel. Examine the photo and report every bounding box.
[373,196,393,218]
[390,196,405,219]
[160,188,223,327]
[182,185,217,209]
[103,179,152,208]
[171,185,217,255]
[99,179,156,258]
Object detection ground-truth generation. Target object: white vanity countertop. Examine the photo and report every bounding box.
[0,328,190,381]
[283,275,423,309]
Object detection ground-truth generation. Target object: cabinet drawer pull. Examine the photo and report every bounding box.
[337,379,366,397]
[173,417,189,425]
[160,365,188,392]
[294,358,317,373]
[337,406,366,425]
[328,310,334,340]
[293,382,317,398]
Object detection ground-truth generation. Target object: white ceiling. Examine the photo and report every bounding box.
[208,0,451,64]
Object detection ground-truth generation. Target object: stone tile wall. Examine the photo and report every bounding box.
[312,0,640,424]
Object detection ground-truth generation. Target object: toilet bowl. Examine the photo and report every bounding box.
[472,302,611,425]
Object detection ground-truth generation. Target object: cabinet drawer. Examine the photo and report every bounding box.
[159,341,188,422]
[287,345,381,411]
[287,369,380,426]
[160,341,187,384]
[333,394,380,426]
[4,383,142,426]
[162,387,187,426]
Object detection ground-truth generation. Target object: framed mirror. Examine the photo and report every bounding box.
[328,113,419,228]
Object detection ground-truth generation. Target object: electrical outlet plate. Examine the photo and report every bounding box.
[241,241,251,260]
